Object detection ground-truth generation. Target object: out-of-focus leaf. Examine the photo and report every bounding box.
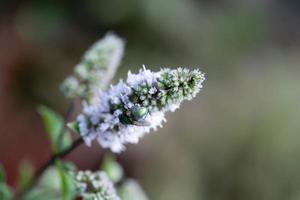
[101,154,123,183]
[37,105,63,152]
[0,165,12,200]
[17,160,34,190]
[38,167,61,192]
[28,165,75,200]
[24,168,65,200]
[61,161,77,172]
[37,105,71,152]
[55,161,76,200]
[24,187,61,200]
[118,179,148,200]
[61,131,72,152]
[0,164,5,183]
[0,183,12,200]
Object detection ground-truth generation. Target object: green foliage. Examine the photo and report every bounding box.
[0,183,12,200]
[23,188,61,200]
[55,161,76,200]
[17,160,34,190]
[101,154,123,183]
[36,106,77,199]
[118,179,148,200]
[0,164,12,200]
[24,164,76,200]
[24,167,60,200]
[0,164,5,183]
[37,105,71,153]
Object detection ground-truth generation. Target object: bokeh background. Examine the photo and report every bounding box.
[1,0,300,199]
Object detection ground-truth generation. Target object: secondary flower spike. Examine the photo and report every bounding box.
[61,32,125,102]
[75,170,120,200]
[76,66,205,153]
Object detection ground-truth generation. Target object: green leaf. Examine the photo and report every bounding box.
[118,179,148,200]
[0,165,11,200]
[28,165,75,200]
[60,161,77,172]
[0,164,5,183]
[0,183,12,200]
[61,131,72,152]
[101,154,123,183]
[38,167,61,191]
[23,188,61,200]
[17,160,34,190]
[55,161,76,200]
[37,105,71,153]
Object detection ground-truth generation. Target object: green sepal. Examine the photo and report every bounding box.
[67,121,80,135]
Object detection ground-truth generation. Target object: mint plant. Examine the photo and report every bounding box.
[1,32,205,200]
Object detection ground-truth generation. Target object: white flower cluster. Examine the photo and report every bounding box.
[76,66,205,153]
[61,32,124,102]
[75,170,120,200]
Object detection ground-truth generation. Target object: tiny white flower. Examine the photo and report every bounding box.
[74,170,120,200]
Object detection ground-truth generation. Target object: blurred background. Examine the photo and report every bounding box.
[1,0,300,199]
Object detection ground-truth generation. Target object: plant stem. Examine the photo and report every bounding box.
[15,137,84,200]
[15,101,79,199]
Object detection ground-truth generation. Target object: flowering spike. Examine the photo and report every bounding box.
[60,32,125,102]
[76,67,205,153]
[74,170,120,200]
